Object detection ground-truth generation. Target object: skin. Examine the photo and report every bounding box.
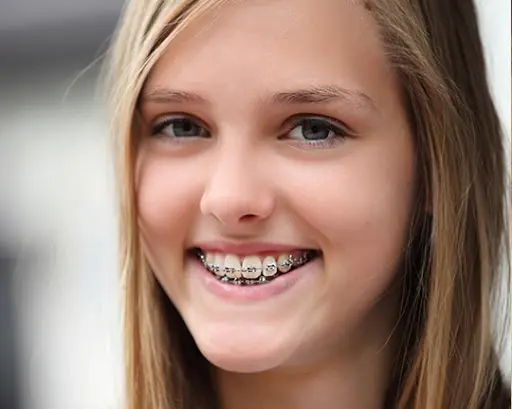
[137,0,417,408]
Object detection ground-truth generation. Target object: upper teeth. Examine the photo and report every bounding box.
[199,252,307,279]
[242,256,262,279]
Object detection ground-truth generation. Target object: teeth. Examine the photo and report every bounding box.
[205,253,215,270]
[213,253,225,276]
[262,256,278,277]
[224,254,242,279]
[277,254,293,273]
[198,250,316,281]
[242,256,262,279]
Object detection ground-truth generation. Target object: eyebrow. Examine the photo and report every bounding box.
[141,84,377,112]
[140,89,207,104]
[269,85,376,111]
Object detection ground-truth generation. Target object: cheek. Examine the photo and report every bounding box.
[284,139,416,344]
[136,154,206,298]
[137,156,201,243]
[283,138,416,279]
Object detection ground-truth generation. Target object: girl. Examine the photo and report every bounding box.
[105,0,511,408]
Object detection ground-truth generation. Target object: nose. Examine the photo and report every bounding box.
[199,144,275,228]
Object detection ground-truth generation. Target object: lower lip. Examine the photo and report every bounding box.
[189,256,318,303]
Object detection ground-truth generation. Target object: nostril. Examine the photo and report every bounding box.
[240,214,258,222]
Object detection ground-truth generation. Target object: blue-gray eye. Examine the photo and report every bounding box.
[288,117,347,142]
[151,116,209,138]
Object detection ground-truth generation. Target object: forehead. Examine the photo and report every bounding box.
[144,0,397,113]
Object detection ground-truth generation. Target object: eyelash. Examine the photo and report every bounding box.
[150,114,351,149]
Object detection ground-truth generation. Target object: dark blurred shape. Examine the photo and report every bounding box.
[0,246,20,409]
[1,0,124,72]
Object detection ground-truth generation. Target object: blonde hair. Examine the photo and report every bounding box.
[105,1,510,408]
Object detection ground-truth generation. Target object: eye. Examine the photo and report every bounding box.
[151,115,210,139]
[286,116,349,148]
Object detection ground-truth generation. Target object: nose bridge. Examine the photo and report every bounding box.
[210,142,252,192]
[200,137,274,224]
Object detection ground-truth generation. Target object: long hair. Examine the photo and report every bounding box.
[105,1,510,408]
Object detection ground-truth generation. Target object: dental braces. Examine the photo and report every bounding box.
[197,250,317,285]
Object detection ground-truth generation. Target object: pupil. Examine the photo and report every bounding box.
[175,119,198,137]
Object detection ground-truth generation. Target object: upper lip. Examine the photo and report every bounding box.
[191,241,316,256]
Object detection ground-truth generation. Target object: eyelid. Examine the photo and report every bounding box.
[289,113,347,127]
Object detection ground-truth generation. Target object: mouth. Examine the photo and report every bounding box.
[189,248,321,286]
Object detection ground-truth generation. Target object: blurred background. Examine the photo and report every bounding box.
[0,1,510,409]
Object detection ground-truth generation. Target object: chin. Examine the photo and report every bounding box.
[191,324,293,373]
[200,345,287,373]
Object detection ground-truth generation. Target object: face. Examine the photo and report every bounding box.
[137,0,416,373]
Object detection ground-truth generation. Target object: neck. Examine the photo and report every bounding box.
[215,334,395,409]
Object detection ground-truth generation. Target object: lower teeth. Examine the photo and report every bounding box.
[219,274,278,286]
[219,275,269,286]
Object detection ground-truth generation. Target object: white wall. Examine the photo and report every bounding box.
[0,2,509,409]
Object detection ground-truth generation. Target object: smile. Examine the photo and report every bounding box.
[191,248,321,286]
